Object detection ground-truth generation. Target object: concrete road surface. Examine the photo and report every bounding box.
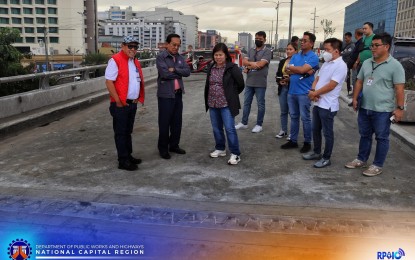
[0,61,414,260]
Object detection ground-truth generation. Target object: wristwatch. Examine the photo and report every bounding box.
[397,105,405,110]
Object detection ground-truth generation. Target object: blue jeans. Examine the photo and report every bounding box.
[278,86,289,132]
[287,94,312,143]
[209,107,240,155]
[241,86,266,126]
[312,106,337,160]
[357,108,392,167]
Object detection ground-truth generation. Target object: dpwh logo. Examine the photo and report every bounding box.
[7,239,32,260]
[377,248,405,259]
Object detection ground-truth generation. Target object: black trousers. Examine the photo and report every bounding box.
[158,92,183,153]
[346,68,352,92]
[109,101,137,163]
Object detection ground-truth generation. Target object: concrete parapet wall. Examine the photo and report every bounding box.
[0,66,158,120]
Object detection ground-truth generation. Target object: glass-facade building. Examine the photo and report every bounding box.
[344,0,398,35]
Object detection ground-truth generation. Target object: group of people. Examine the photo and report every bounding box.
[104,26,405,177]
[273,23,405,176]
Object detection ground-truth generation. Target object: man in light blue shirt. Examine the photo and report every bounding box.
[281,32,319,153]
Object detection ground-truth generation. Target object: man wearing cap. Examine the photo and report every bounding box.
[156,33,191,159]
[105,35,145,171]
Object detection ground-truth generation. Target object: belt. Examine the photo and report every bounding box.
[174,89,182,94]
[126,99,138,104]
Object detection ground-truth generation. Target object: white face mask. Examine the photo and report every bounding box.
[323,51,333,62]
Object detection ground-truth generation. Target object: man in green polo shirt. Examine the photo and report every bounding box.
[353,22,375,72]
[346,32,405,177]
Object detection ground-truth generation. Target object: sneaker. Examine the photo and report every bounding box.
[302,152,322,160]
[300,142,311,153]
[345,159,367,169]
[287,134,291,141]
[314,158,331,168]
[210,149,226,158]
[235,122,248,130]
[281,140,298,149]
[275,130,287,138]
[362,165,383,177]
[228,154,241,165]
[252,125,263,133]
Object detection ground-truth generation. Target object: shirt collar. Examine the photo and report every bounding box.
[370,55,392,63]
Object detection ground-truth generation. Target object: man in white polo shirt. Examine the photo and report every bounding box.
[303,38,347,168]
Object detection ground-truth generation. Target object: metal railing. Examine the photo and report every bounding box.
[0,58,156,93]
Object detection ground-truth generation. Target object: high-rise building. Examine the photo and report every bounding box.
[0,0,98,54]
[99,6,198,49]
[198,30,221,49]
[395,0,415,37]
[344,0,398,36]
[238,32,252,51]
[102,18,187,51]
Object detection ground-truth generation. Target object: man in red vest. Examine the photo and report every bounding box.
[105,35,145,171]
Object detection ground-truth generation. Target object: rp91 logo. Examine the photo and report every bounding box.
[377,248,405,259]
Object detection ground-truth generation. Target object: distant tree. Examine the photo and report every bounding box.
[0,27,33,77]
[82,52,109,65]
[320,19,336,40]
[0,28,37,97]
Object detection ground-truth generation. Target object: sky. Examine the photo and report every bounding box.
[97,0,357,43]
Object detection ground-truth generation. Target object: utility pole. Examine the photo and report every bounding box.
[43,26,49,72]
[311,7,319,34]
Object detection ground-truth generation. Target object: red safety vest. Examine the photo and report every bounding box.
[110,51,145,104]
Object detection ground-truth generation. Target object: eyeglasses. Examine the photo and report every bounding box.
[170,43,181,48]
[370,44,386,49]
[127,44,138,50]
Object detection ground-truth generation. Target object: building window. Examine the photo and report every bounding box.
[0,0,7,4]
[49,37,58,43]
[25,27,34,33]
[10,0,19,4]
[0,8,8,14]
[11,7,20,14]
[23,0,32,3]
[48,17,57,24]
[49,27,58,33]
[35,0,44,4]
[12,17,21,24]
[37,27,45,33]
[15,37,23,43]
[36,17,45,24]
[36,8,45,14]
[26,37,35,43]
[24,17,33,23]
[23,7,32,14]
[13,27,22,33]
[47,7,57,14]
[47,0,56,4]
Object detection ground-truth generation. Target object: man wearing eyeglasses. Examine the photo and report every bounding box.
[346,33,405,177]
[156,33,191,159]
[105,35,145,171]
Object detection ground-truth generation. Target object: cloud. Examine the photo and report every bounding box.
[97,0,356,42]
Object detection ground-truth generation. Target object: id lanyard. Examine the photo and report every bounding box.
[366,61,386,86]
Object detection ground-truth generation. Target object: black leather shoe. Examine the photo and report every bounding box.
[169,147,186,154]
[129,156,142,164]
[281,141,298,149]
[160,152,171,159]
[300,142,311,153]
[118,161,138,171]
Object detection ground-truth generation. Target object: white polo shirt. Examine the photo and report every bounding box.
[314,56,347,112]
[105,58,141,100]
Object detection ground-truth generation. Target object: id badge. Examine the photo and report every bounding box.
[366,77,373,86]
